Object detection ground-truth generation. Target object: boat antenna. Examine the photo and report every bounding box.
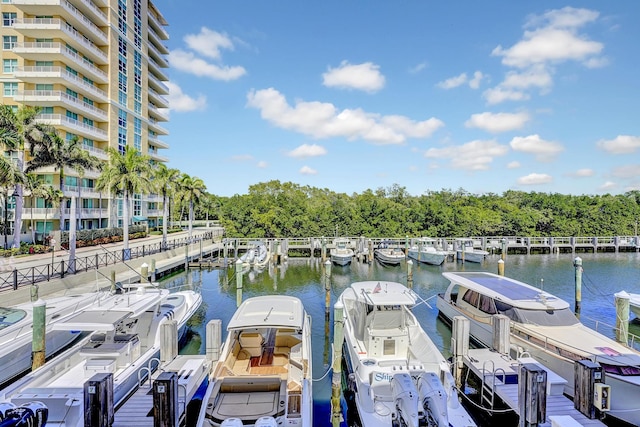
[264,307,274,322]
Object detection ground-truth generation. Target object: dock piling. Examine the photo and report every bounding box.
[84,373,114,427]
[331,301,345,427]
[153,372,179,427]
[519,363,547,427]
[236,259,243,307]
[614,291,630,344]
[498,258,505,276]
[407,259,413,289]
[160,320,178,363]
[451,316,470,389]
[573,257,582,316]
[324,260,332,315]
[31,299,46,370]
[206,319,223,362]
[492,314,510,355]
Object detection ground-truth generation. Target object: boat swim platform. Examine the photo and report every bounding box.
[463,348,605,427]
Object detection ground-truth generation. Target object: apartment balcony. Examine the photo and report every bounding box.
[148,55,169,82]
[14,66,108,101]
[148,72,169,95]
[82,144,108,160]
[148,135,169,149]
[62,207,105,218]
[13,0,108,46]
[148,118,168,136]
[148,104,169,122]
[36,114,107,141]
[148,29,169,55]
[146,209,161,217]
[148,50,169,73]
[62,185,102,198]
[16,90,108,121]
[145,194,162,203]
[148,150,169,163]
[148,10,169,41]
[20,208,59,220]
[13,14,106,48]
[148,87,169,108]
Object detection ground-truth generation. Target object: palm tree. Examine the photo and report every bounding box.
[152,163,180,250]
[178,173,206,239]
[25,132,101,231]
[40,185,63,243]
[0,105,51,248]
[96,146,152,254]
[24,173,46,243]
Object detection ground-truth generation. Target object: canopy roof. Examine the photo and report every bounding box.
[51,310,131,331]
[348,281,417,306]
[228,295,305,330]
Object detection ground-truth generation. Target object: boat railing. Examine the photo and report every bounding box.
[580,315,640,352]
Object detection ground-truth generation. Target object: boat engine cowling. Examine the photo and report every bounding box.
[220,418,244,427]
[255,417,278,427]
[417,372,448,427]
[0,403,16,422]
[391,373,420,427]
[0,401,48,427]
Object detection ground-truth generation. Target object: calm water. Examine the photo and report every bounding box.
[167,252,640,427]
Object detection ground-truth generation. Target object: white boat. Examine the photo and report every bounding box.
[628,292,640,318]
[196,295,313,427]
[437,271,640,426]
[407,238,448,266]
[331,238,354,266]
[454,239,488,263]
[0,289,123,387]
[340,281,477,427]
[374,243,405,266]
[0,284,202,426]
[240,241,270,268]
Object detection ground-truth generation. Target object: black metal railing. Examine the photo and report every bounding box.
[0,231,218,292]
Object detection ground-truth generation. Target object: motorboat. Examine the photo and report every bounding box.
[240,241,270,268]
[454,239,488,263]
[196,295,312,427]
[339,281,477,427]
[0,284,202,426]
[407,238,448,266]
[437,271,640,426]
[374,243,405,266]
[331,238,354,266]
[628,292,640,319]
[0,289,122,387]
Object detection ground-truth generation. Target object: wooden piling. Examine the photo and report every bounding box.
[492,314,510,355]
[519,363,547,427]
[451,316,470,389]
[151,258,157,282]
[407,259,413,289]
[160,320,178,363]
[325,260,332,315]
[574,257,582,316]
[110,270,116,292]
[498,258,505,276]
[140,262,149,283]
[236,259,243,307]
[614,291,630,344]
[206,319,223,362]
[31,299,46,370]
[331,301,345,427]
[153,372,178,427]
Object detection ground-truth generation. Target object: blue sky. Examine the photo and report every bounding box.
[159,1,640,197]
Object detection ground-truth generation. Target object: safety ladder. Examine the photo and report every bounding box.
[480,360,506,409]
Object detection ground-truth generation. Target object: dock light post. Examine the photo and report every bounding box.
[50,238,56,272]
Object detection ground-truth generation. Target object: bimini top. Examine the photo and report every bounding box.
[51,310,132,331]
[442,271,569,310]
[228,295,305,330]
[348,281,417,306]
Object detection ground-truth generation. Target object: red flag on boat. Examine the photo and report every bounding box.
[373,283,381,293]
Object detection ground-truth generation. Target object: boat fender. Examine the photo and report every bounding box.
[0,403,16,421]
[255,417,278,427]
[391,373,420,427]
[0,402,48,427]
[417,372,448,427]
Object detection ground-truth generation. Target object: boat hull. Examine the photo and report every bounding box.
[407,248,446,265]
[374,249,404,265]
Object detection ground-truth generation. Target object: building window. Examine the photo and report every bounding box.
[66,110,78,121]
[36,83,53,91]
[65,65,78,76]
[35,61,53,67]
[66,88,78,98]
[3,82,17,96]
[133,194,141,216]
[3,36,17,50]
[2,12,16,27]
[83,96,93,106]
[41,106,53,114]
[118,72,127,93]
[2,58,17,73]
[118,90,127,106]
[118,109,127,127]
[83,117,93,126]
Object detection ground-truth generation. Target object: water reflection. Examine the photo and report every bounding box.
[164,252,640,427]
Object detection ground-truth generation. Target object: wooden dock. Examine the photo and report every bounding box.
[463,348,605,426]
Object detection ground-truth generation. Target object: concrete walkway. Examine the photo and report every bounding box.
[2,228,224,306]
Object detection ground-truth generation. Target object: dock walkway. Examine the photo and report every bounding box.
[463,348,605,426]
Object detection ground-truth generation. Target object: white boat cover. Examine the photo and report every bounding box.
[227,295,304,330]
[51,310,132,331]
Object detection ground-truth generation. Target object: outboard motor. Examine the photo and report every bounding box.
[391,373,420,427]
[417,372,448,427]
[0,403,16,422]
[255,417,278,427]
[220,419,244,427]
[0,402,48,427]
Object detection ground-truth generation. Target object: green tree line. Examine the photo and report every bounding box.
[200,180,640,239]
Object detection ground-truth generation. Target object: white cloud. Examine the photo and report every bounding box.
[611,165,640,179]
[597,135,640,154]
[409,62,427,74]
[246,88,444,145]
[299,165,317,175]
[483,87,530,105]
[257,161,268,168]
[517,173,553,185]
[507,161,521,169]
[509,134,563,160]
[502,67,553,90]
[468,71,485,89]
[287,144,328,158]
[231,154,253,161]
[598,181,616,191]
[437,73,467,89]
[169,50,246,81]
[424,139,508,171]
[465,111,530,133]
[322,61,385,93]
[569,168,595,177]
[166,81,207,112]
[184,28,235,60]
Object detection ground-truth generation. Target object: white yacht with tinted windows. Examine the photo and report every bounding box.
[340,280,477,427]
[437,271,640,426]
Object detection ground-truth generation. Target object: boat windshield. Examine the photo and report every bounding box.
[0,307,28,330]
[496,302,579,327]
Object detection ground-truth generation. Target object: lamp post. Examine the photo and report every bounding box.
[50,238,56,272]
[3,190,8,250]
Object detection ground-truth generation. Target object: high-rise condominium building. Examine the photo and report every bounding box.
[0,0,169,240]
